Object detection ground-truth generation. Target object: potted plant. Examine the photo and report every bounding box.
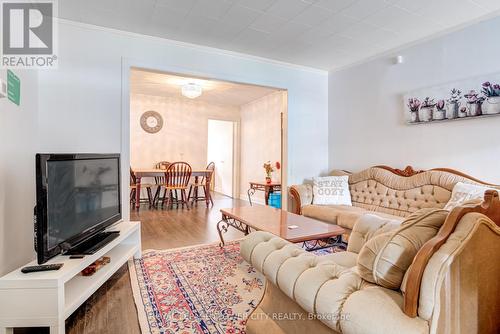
[407,98,421,123]
[464,90,484,117]
[434,99,446,120]
[481,82,500,114]
[419,97,435,122]
[263,161,280,184]
[446,88,461,119]
[458,106,468,118]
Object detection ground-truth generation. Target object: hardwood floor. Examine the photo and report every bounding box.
[15,193,250,334]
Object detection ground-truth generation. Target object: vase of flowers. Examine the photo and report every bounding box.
[434,99,446,120]
[407,98,421,123]
[446,89,461,119]
[481,82,500,115]
[419,97,435,122]
[263,161,280,184]
[464,90,484,117]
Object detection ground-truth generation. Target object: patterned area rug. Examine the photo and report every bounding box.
[130,241,342,334]
[129,242,265,334]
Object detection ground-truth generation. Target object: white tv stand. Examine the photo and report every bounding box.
[0,221,141,334]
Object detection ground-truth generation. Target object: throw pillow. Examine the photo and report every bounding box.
[357,208,448,290]
[444,182,497,211]
[312,176,352,206]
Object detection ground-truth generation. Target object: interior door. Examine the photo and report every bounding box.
[207,120,234,197]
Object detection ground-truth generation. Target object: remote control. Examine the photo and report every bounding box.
[21,264,64,273]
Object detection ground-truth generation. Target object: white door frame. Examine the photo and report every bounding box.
[121,57,288,220]
[207,119,236,198]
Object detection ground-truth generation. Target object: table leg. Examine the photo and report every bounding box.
[153,185,161,207]
[217,215,251,247]
[193,176,199,206]
[217,217,229,247]
[265,186,272,206]
[247,187,255,206]
[135,176,141,210]
[205,175,214,206]
[204,174,212,207]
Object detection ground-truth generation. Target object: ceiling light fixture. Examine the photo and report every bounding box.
[181,82,202,99]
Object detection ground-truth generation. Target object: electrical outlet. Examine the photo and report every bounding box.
[0,78,6,98]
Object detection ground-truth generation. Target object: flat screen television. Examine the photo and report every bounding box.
[35,154,122,264]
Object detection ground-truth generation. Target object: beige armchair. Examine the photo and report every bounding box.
[241,191,500,334]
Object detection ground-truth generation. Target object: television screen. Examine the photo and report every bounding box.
[46,158,120,249]
[35,154,121,263]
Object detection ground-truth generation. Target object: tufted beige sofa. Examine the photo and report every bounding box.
[290,166,498,239]
[241,197,500,334]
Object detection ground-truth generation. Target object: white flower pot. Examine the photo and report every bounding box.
[446,102,459,119]
[482,96,500,115]
[433,109,445,120]
[419,106,434,122]
[410,111,419,123]
[466,103,481,117]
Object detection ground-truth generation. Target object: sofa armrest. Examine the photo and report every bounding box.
[412,212,500,334]
[240,231,304,281]
[403,190,500,318]
[289,184,313,214]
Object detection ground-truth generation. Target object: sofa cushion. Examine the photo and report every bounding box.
[347,214,402,254]
[302,204,402,230]
[357,208,448,290]
[444,181,497,210]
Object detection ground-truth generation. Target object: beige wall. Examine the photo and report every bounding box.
[130,93,239,172]
[240,91,284,204]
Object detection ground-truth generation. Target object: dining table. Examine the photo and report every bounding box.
[132,168,213,209]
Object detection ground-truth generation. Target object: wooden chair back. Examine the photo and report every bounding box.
[156,161,170,170]
[154,161,170,184]
[130,167,137,186]
[199,161,215,185]
[165,162,192,189]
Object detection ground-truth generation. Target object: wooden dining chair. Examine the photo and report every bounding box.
[155,161,170,170]
[130,167,154,208]
[188,162,215,206]
[152,161,171,206]
[161,162,192,209]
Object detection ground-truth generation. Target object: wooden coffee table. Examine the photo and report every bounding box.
[217,206,346,250]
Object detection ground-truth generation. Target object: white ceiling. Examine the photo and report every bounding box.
[130,68,280,106]
[59,0,500,70]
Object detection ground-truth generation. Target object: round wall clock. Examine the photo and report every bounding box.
[140,111,163,134]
